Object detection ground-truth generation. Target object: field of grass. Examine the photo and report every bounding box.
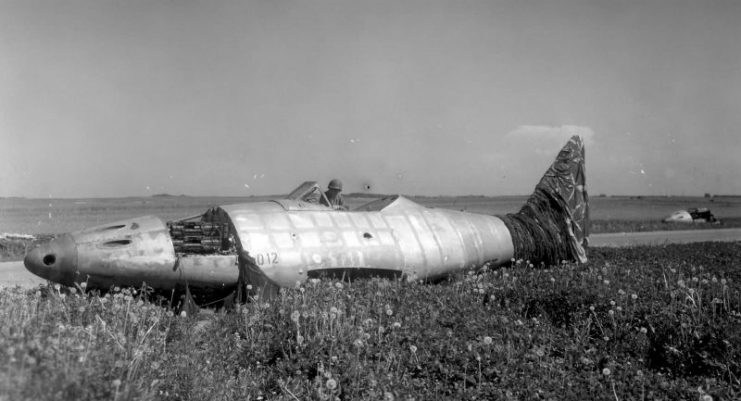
[1,242,740,400]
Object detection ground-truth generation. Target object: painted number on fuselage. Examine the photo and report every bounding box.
[255,252,279,266]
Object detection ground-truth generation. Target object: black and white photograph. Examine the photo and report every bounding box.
[1,1,740,399]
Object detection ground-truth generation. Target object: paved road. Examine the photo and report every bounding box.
[590,228,741,247]
[0,260,45,289]
[1,228,740,289]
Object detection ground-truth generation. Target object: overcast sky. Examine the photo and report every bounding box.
[1,0,739,198]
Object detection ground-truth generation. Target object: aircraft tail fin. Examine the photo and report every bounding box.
[500,135,589,264]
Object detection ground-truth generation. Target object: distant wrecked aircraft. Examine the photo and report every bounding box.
[24,136,589,304]
[664,208,719,224]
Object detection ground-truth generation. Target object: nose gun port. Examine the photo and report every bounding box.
[24,234,78,286]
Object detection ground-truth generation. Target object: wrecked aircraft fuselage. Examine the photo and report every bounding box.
[25,136,589,303]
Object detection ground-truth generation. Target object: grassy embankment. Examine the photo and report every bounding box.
[1,242,740,400]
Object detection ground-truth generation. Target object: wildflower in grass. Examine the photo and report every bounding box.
[515,319,523,326]
[589,306,595,312]
[291,310,300,323]
[618,289,625,296]
[550,277,555,283]
[80,282,87,289]
[409,345,417,353]
[483,336,493,345]
[386,308,393,316]
[721,278,727,285]
[640,327,647,334]
[78,306,85,313]
[335,282,344,290]
[69,287,77,295]
[602,368,611,376]
[603,279,610,286]
[392,322,401,329]
[702,395,713,401]
[603,336,610,341]
[180,311,187,318]
[678,279,686,288]
[112,379,122,388]
[384,392,395,401]
[326,378,337,390]
[447,329,453,338]
[608,310,614,316]
[631,294,638,300]
[616,306,623,312]
[610,300,616,306]
[354,339,364,348]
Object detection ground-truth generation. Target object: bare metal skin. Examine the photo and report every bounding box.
[25,136,589,303]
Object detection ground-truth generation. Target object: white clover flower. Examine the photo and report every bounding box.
[631,294,638,300]
[291,311,300,323]
[602,368,611,376]
[392,322,401,329]
[483,336,493,345]
[409,345,417,353]
[640,327,647,334]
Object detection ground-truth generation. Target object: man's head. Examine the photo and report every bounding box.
[328,179,343,192]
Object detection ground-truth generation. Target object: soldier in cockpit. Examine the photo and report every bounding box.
[321,179,347,210]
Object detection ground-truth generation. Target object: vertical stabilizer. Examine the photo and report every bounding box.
[500,135,589,264]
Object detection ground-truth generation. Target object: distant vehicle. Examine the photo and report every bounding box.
[664,208,719,224]
[24,137,589,304]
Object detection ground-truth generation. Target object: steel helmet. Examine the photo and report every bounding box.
[328,179,343,191]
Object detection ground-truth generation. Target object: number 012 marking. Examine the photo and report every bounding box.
[255,252,279,265]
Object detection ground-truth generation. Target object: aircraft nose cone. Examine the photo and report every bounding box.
[24,234,78,286]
